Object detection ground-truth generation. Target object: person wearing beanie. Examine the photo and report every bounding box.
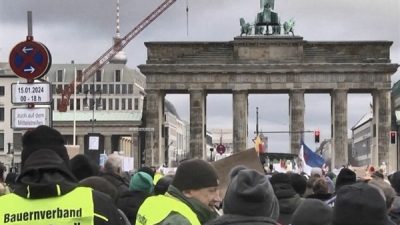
[206,166,279,225]
[137,159,220,225]
[335,168,356,192]
[129,171,154,194]
[0,125,124,225]
[290,173,307,197]
[323,168,357,207]
[69,154,100,181]
[116,172,154,224]
[270,173,304,225]
[368,179,398,225]
[389,171,400,224]
[291,199,332,225]
[138,166,155,179]
[154,175,174,195]
[333,182,389,225]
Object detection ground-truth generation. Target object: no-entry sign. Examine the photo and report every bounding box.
[9,40,51,80]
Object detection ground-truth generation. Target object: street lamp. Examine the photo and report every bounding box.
[84,88,102,133]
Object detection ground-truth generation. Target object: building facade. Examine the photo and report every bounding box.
[45,60,146,168]
[350,112,374,166]
[0,63,23,172]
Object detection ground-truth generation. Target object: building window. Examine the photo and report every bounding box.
[128,84,133,94]
[102,84,108,94]
[77,98,81,110]
[102,99,106,110]
[109,99,113,110]
[0,133,4,151]
[134,98,139,110]
[128,99,132,110]
[69,99,74,110]
[83,98,88,109]
[115,99,120,110]
[83,84,89,93]
[76,85,82,94]
[109,84,114,94]
[115,70,121,82]
[0,86,4,96]
[121,98,126,110]
[77,70,83,82]
[57,70,63,82]
[96,85,101,92]
[115,85,121,94]
[57,85,63,94]
[0,108,4,121]
[96,70,102,82]
[121,84,127,94]
[13,133,22,152]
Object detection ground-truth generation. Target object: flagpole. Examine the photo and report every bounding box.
[256,107,259,136]
[73,67,77,146]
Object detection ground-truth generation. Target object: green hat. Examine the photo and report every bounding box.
[130,171,154,194]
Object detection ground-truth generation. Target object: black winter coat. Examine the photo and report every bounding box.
[100,171,130,196]
[116,190,150,224]
[12,149,124,225]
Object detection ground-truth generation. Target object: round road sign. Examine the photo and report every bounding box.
[9,40,51,80]
[216,144,226,155]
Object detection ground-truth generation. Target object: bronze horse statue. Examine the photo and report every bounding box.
[240,18,252,36]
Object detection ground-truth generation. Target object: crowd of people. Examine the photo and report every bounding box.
[1,125,400,225]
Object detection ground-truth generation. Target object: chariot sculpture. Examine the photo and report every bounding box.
[239,0,295,36]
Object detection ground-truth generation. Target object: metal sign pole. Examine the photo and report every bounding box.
[27,11,33,38]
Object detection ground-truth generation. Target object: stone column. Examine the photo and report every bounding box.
[144,89,165,166]
[289,89,305,154]
[233,90,248,153]
[190,89,206,159]
[372,89,391,170]
[331,89,348,168]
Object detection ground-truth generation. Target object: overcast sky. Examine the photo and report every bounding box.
[1,0,399,153]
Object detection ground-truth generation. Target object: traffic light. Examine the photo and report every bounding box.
[390,131,397,144]
[314,130,320,143]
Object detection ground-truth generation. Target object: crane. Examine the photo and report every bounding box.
[57,0,176,112]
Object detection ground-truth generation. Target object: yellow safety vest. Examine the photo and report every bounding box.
[136,194,201,225]
[153,173,163,185]
[0,186,94,225]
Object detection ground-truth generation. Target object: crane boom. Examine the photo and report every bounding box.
[57,0,176,112]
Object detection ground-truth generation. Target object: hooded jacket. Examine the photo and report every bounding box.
[7,149,124,225]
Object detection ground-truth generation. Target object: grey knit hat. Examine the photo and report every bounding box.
[172,159,218,191]
[223,166,279,220]
[291,199,332,225]
[333,182,388,225]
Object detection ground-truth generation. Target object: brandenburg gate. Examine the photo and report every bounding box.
[139,36,398,169]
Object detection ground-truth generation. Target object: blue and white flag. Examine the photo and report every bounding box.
[301,140,325,168]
